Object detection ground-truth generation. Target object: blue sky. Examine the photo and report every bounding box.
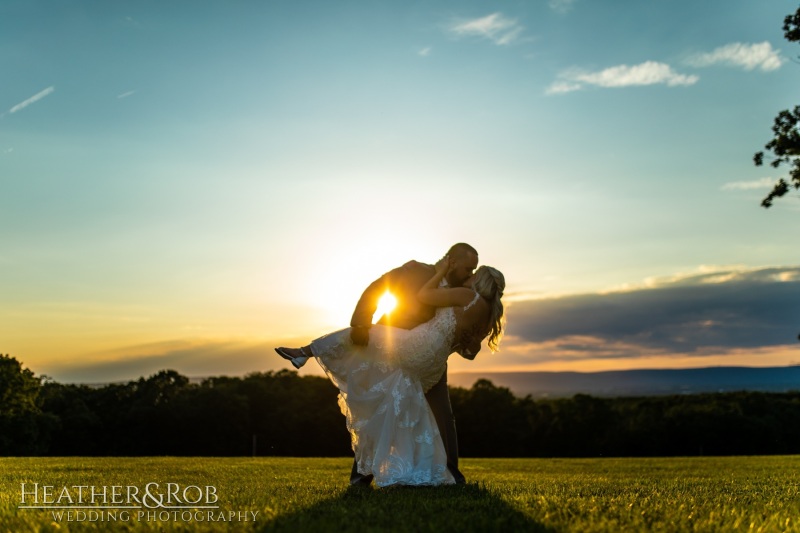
[1,0,799,382]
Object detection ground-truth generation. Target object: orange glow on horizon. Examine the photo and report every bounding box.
[445,342,800,375]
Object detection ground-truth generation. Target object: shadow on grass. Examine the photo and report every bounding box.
[259,482,553,533]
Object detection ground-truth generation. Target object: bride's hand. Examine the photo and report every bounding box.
[434,255,451,276]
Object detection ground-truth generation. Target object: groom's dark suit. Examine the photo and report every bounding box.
[349,260,477,485]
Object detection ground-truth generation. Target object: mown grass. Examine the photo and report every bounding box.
[1,456,799,532]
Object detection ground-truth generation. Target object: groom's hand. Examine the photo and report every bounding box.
[350,326,370,346]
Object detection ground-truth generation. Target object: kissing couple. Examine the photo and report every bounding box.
[276,243,506,487]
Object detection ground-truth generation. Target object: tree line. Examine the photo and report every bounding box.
[2,354,799,457]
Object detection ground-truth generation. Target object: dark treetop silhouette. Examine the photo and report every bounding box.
[754,5,800,208]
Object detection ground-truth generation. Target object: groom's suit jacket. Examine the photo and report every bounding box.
[350,260,479,359]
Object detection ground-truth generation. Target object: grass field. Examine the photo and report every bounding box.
[1,456,799,532]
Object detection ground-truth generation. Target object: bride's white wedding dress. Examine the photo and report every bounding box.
[309,292,480,487]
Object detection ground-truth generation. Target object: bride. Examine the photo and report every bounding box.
[275,256,505,487]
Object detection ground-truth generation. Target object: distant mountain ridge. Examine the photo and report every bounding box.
[448,366,800,398]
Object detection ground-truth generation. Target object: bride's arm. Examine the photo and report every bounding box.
[417,256,475,308]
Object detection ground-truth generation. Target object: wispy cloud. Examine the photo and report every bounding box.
[722,177,776,191]
[418,47,432,57]
[547,61,699,94]
[44,338,306,384]
[549,0,578,14]
[545,81,583,95]
[687,42,783,71]
[117,90,136,99]
[449,13,524,46]
[9,86,55,113]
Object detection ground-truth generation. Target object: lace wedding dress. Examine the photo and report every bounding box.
[309,292,479,487]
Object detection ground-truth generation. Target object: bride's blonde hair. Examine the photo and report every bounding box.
[472,266,505,352]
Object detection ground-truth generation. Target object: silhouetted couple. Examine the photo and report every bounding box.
[276,243,505,487]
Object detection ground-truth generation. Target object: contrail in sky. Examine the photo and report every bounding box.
[9,86,55,113]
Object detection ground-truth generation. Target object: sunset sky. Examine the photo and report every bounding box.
[2,0,799,383]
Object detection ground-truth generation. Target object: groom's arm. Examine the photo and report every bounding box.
[350,262,407,345]
[349,274,387,344]
[349,260,433,345]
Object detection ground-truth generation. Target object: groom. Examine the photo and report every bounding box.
[348,242,480,486]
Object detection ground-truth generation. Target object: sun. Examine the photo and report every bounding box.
[373,292,398,323]
[297,237,441,329]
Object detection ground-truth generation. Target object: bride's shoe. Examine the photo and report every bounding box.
[292,347,309,369]
[275,347,309,369]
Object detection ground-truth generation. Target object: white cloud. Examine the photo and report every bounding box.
[547,61,699,94]
[449,13,524,46]
[721,177,776,191]
[9,86,55,113]
[688,42,784,71]
[117,90,136,99]
[418,47,432,57]
[575,61,699,87]
[545,81,583,95]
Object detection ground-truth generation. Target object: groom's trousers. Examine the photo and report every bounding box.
[350,364,466,485]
